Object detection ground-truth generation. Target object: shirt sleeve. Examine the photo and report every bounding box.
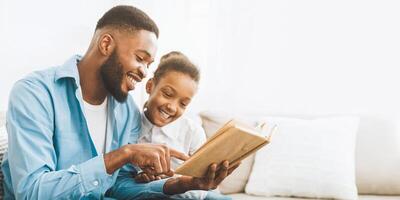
[6,79,114,199]
[188,120,207,156]
[127,95,142,144]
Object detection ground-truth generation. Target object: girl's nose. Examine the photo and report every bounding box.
[166,103,177,113]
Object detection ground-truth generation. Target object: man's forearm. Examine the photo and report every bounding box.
[103,145,131,174]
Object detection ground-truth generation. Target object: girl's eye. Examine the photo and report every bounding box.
[136,55,144,62]
[180,102,188,108]
[180,101,190,108]
[163,91,172,98]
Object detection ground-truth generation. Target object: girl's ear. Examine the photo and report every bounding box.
[146,78,154,94]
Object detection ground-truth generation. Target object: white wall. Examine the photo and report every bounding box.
[0,0,114,109]
[0,0,213,110]
[1,0,400,119]
[196,1,400,116]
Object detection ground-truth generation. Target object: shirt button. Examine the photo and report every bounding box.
[93,180,99,186]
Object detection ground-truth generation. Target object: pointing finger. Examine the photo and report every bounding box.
[169,148,190,161]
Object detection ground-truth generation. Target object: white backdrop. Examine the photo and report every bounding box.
[1,0,400,115]
[1,0,400,126]
[1,0,400,193]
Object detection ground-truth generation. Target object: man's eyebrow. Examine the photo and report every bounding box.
[137,49,154,62]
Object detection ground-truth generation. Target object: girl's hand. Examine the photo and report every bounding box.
[135,172,170,183]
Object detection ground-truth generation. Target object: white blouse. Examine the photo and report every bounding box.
[139,113,207,169]
[138,113,209,199]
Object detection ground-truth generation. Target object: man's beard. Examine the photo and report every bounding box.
[100,50,128,102]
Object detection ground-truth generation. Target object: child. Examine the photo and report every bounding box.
[135,51,231,200]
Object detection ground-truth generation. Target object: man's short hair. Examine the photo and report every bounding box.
[96,5,159,38]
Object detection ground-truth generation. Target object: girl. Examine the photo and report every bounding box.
[136,51,231,200]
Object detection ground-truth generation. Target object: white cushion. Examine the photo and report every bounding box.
[0,126,7,156]
[245,116,360,200]
[200,111,400,196]
[229,193,400,200]
[230,193,313,200]
[199,111,260,194]
[358,195,400,200]
[0,125,8,198]
[0,111,5,127]
[355,117,400,194]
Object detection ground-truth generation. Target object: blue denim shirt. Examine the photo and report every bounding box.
[1,55,168,199]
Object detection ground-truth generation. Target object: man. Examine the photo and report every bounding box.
[2,5,238,199]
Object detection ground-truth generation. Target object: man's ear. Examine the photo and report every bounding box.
[98,33,115,56]
[146,78,154,94]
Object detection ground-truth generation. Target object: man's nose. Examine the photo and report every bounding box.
[138,64,148,79]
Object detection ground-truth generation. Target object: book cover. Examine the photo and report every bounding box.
[175,119,276,177]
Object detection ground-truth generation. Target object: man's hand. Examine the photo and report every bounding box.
[190,160,240,190]
[103,143,189,175]
[163,160,240,195]
[126,144,188,175]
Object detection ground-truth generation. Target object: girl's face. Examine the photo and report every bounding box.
[145,71,198,127]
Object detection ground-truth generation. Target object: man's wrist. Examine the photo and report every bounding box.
[163,176,196,195]
[121,144,134,163]
[103,145,133,174]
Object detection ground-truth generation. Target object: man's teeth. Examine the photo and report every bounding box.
[160,110,170,119]
[127,75,136,85]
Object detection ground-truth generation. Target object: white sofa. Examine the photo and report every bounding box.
[198,111,400,200]
[1,111,400,200]
[0,112,6,199]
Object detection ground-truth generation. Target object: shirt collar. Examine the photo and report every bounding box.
[140,112,181,140]
[141,112,154,135]
[54,55,123,112]
[54,54,82,87]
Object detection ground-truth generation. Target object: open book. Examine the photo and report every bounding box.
[175,119,276,177]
